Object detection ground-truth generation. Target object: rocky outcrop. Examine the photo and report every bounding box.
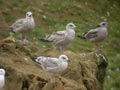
[0,37,108,90]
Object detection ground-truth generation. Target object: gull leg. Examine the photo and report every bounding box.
[98,45,103,53]
[50,73,56,83]
[56,74,61,81]
[94,44,99,54]
[23,39,29,45]
[9,32,14,37]
[59,46,63,53]
[19,34,23,40]
[53,45,57,50]
[95,43,104,53]
[60,46,62,52]
[22,35,29,45]
[94,44,97,53]
[8,32,18,44]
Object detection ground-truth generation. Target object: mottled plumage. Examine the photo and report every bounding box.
[8,12,35,45]
[78,22,108,52]
[31,55,69,83]
[41,23,76,51]
[8,12,35,34]
[78,22,108,43]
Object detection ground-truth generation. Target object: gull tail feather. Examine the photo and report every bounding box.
[40,38,52,42]
[7,27,16,33]
[77,35,86,39]
[7,26,13,31]
[30,56,42,65]
[30,56,37,62]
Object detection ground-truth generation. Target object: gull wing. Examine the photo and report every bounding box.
[84,28,98,39]
[41,57,59,68]
[8,18,25,32]
[44,31,66,42]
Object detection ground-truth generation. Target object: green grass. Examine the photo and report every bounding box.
[0,0,3,4]
[0,0,120,90]
[4,15,15,22]
[11,2,19,7]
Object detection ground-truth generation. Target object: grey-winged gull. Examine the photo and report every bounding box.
[41,23,76,52]
[0,69,5,88]
[78,21,108,52]
[31,54,69,83]
[8,11,35,45]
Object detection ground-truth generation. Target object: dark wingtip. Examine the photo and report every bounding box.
[7,27,16,33]
[40,38,46,42]
[77,35,81,38]
[77,35,86,39]
[40,38,51,42]
[30,56,37,62]
[30,56,41,65]
[7,27,13,31]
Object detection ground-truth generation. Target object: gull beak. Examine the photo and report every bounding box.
[68,59,70,62]
[29,15,32,17]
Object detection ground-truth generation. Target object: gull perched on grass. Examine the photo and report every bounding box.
[41,23,76,52]
[77,21,108,52]
[8,11,35,45]
[0,69,5,89]
[31,54,69,83]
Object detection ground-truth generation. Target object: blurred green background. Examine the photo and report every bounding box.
[0,0,120,90]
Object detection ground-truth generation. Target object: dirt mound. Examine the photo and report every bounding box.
[0,37,108,90]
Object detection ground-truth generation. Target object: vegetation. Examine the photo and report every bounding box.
[0,0,120,90]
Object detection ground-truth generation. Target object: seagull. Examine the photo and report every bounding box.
[31,54,69,83]
[8,11,35,45]
[0,69,5,89]
[40,23,76,52]
[77,21,108,52]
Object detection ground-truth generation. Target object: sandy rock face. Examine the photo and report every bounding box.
[0,37,107,90]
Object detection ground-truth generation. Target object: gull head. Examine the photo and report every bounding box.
[98,22,108,27]
[59,54,70,62]
[0,69,5,75]
[26,11,33,18]
[66,23,76,29]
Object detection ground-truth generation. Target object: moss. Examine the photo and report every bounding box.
[0,37,107,90]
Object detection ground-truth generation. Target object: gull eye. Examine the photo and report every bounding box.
[102,23,105,25]
[62,57,66,59]
[37,59,40,61]
[69,25,73,27]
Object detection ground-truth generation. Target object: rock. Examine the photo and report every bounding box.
[0,37,108,90]
[42,80,64,90]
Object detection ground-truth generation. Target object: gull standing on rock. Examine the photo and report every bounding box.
[8,11,35,45]
[77,21,108,52]
[41,23,76,52]
[31,55,69,83]
[0,69,5,89]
